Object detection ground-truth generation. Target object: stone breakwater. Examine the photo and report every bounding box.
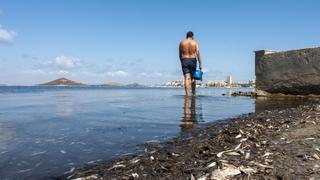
[58,103,320,180]
[255,47,320,95]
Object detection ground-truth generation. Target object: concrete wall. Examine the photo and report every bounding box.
[255,47,320,95]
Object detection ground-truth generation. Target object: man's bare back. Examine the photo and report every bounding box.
[179,39,198,59]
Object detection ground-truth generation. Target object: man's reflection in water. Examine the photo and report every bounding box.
[180,96,197,132]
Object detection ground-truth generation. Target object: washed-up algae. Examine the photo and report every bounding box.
[58,104,320,180]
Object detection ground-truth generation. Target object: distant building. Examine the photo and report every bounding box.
[203,80,226,87]
[248,79,255,84]
[226,75,232,86]
[165,80,183,87]
[248,79,256,87]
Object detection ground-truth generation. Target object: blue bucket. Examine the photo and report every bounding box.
[194,70,203,80]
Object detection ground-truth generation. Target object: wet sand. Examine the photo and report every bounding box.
[58,103,320,179]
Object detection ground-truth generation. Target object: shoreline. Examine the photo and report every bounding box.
[58,103,320,179]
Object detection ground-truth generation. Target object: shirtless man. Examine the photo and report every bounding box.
[179,31,202,96]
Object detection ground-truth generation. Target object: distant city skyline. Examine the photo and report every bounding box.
[0,0,320,85]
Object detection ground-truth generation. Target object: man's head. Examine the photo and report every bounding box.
[186,31,194,39]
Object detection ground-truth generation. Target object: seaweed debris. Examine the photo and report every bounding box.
[58,104,320,179]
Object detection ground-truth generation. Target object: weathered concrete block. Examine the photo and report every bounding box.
[255,47,320,95]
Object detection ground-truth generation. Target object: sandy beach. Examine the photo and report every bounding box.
[57,101,320,179]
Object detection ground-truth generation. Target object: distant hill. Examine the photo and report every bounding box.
[93,82,145,88]
[126,83,145,88]
[38,78,145,87]
[38,78,86,86]
[99,82,128,87]
[96,82,145,87]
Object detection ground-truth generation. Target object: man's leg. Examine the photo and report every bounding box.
[191,78,196,96]
[184,73,191,96]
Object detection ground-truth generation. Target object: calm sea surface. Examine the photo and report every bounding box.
[0,86,255,179]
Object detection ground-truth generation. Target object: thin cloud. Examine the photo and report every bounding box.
[21,69,70,76]
[53,56,81,69]
[21,69,46,75]
[0,25,16,43]
[21,53,40,61]
[105,70,128,77]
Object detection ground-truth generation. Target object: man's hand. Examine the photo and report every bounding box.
[199,64,202,70]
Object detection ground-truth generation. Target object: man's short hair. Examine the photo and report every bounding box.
[186,31,194,38]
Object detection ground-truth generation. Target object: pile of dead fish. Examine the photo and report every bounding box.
[58,104,320,180]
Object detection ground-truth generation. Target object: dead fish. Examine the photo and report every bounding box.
[211,164,241,179]
[31,151,47,156]
[73,175,98,180]
[64,167,75,174]
[217,144,242,158]
[87,160,99,165]
[18,168,32,173]
[265,159,273,163]
[313,154,320,160]
[235,143,242,150]
[60,150,67,154]
[235,134,242,139]
[217,151,225,158]
[305,137,315,140]
[130,158,140,164]
[34,162,42,168]
[132,173,139,178]
[286,140,293,144]
[239,166,256,174]
[108,163,125,170]
[197,176,207,180]
[240,138,248,142]
[190,174,196,180]
[171,152,180,157]
[69,142,75,145]
[207,162,217,168]
[250,161,273,169]
[262,152,273,157]
[245,151,250,160]
[217,150,232,158]
[226,152,240,156]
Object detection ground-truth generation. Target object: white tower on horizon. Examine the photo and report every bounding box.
[226,75,232,86]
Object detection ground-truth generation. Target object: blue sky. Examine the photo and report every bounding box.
[0,0,320,85]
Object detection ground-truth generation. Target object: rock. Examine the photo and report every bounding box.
[255,47,320,95]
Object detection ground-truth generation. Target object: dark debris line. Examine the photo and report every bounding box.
[58,104,320,180]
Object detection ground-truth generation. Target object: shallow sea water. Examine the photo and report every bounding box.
[0,86,255,179]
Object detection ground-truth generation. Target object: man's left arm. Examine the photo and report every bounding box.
[196,43,202,70]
